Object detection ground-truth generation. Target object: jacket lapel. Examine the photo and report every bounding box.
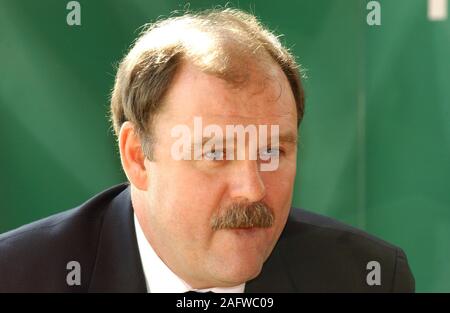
[88,185,147,292]
[245,238,297,292]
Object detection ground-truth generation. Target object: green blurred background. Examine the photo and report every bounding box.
[0,0,449,292]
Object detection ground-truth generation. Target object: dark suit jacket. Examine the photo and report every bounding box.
[0,183,415,292]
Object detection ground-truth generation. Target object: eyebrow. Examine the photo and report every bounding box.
[192,136,223,148]
[277,132,298,145]
[192,131,298,147]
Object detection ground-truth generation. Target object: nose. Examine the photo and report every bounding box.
[228,160,266,203]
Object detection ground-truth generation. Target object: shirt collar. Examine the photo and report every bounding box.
[134,214,245,293]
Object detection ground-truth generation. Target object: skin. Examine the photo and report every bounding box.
[118,58,298,289]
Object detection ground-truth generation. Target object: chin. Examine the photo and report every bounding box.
[207,228,277,285]
[210,252,265,286]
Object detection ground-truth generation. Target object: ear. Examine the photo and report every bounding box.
[118,121,148,190]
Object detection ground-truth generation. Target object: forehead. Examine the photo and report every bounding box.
[160,60,297,129]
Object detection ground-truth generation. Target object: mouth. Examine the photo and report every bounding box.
[227,227,269,235]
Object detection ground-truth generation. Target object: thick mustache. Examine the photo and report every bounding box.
[210,201,274,231]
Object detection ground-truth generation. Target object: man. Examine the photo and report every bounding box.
[0,8,414,292]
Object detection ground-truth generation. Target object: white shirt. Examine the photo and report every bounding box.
[134,214,245,293]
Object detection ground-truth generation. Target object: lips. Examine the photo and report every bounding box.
[228,227,263,235]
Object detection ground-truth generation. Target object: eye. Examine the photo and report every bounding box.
[204,149,224,161]
[259,147,281,160]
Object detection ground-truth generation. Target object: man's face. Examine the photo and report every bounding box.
[137,60,298,288]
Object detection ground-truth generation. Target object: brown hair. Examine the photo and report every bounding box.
[110,8,305,159]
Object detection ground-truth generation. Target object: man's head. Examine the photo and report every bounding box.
[110,8,305,289]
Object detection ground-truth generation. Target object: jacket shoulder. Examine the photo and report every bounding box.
[286,208,396,248]
[0,183,128,292]
[276,208,415,292]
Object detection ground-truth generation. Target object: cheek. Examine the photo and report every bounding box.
[148,162,228,241]
[261,165,296,224]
